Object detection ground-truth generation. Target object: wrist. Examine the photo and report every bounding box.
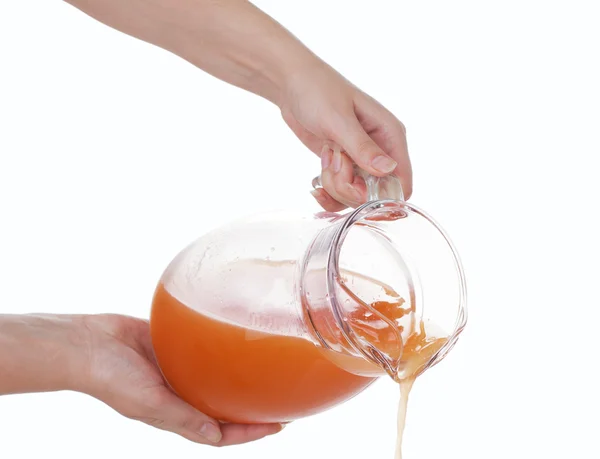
[0,314,91,395]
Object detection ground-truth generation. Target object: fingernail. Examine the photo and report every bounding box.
[321,147,332,169]
[332,149,342,173]
[310,189,327,205]
[371,155,397,174]
[199,423,222,443]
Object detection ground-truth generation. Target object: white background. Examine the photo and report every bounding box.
[1,0,599,458]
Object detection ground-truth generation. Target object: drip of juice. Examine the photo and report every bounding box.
[335,274,449,459]
[393,322,448,459]
[395,378,415,459]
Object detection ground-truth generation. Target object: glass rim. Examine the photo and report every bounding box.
[325,199,468,379]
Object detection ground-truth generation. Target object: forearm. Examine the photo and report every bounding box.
[0,314,88,395]
[64,0,320,105]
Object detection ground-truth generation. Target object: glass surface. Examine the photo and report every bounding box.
[150,169,467,423]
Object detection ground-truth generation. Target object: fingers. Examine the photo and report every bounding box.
[353,93,413,199]
[322,147,361,207]
[315,146,367,209]
[370,118,412,199]
[328,114,398,178]
[216,422,284,447]
[143,388,223,444]
[142,388,284,447]
[310,188,347,212]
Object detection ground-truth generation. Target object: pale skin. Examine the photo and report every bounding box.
[1,0,413,447]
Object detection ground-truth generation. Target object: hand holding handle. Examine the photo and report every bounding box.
[312,146,405,205]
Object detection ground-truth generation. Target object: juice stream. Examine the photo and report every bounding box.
[151,263,448,458]
[393,323,448,459]
[335,274,448,458]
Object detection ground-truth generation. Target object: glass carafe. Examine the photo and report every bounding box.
[149,171,467,424]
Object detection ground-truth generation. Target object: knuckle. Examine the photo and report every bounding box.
[320,173,335,193]
[332,186,352,206]
[179,417,198,432]
[355,138,379,159]
[322,200,341,212]
[321,123,337,139]
[144,417,168,429]
[323,106,355,138]
[325,187,342,205]
[331,175,346,194]
[397,120,407,134]
[144,387,170,410]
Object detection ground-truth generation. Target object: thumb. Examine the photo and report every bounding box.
[149,390,222,444]
[329,115,397,177]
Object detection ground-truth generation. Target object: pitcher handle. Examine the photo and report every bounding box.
[311,146,405,203]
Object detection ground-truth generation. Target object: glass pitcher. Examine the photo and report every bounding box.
[149,169,467,425]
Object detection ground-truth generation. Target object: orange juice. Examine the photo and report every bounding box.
[151,284,375,424]
[151,277,444,426]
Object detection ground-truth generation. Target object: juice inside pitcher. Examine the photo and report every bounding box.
[151,258,447,425]
[152,286,375,423]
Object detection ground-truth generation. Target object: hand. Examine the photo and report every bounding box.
[79,314,283,446]
[280,61,413,211]
[63,0,410,211]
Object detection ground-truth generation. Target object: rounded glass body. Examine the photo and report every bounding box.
[150,175,467,423]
